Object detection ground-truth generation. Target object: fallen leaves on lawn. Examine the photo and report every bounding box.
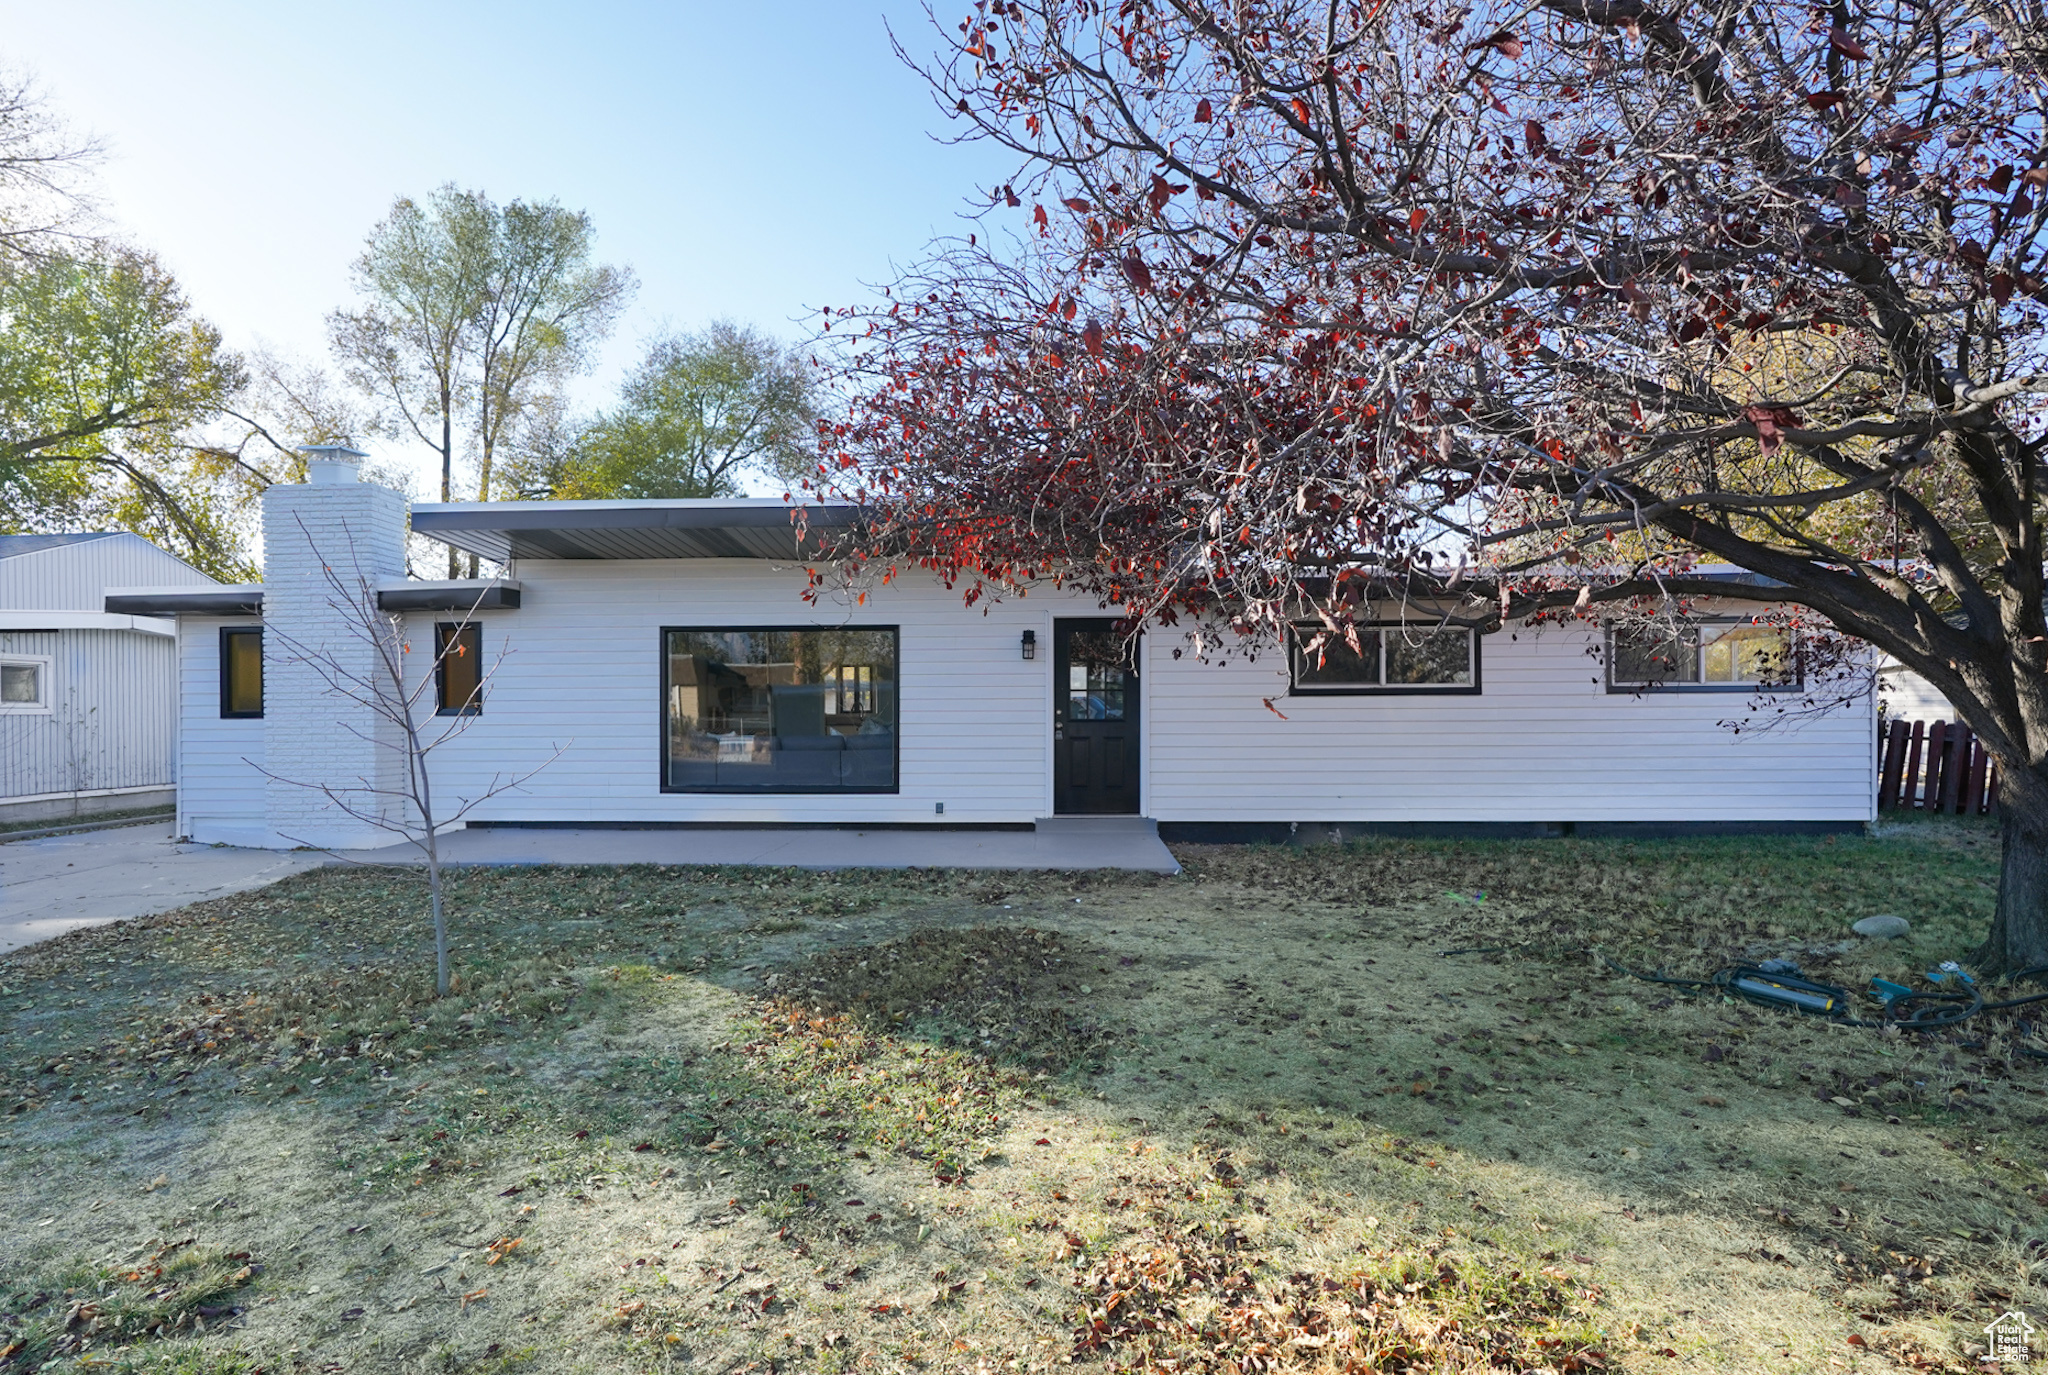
[775,925,1123,1072]
[693,997,1030,1180]
[0,1242,260,1368]
[1065,1174,1602,1373]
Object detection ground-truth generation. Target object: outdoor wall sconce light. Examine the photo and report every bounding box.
[1021,629,1037,660]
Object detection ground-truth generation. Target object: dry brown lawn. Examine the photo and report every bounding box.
[1,817,2044,1374]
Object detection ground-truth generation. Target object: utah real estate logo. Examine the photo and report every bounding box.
[1984,1310,2035,1364]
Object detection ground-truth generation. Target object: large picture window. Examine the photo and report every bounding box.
[219,627,263,718]
[1607,621,1797,691]
[662,627,898,792]
[1288,621,1479,694]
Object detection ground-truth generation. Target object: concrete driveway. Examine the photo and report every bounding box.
[0,823,326,954]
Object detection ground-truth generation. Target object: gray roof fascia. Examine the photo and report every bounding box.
[104,585,264,616]
[375,578,523,612]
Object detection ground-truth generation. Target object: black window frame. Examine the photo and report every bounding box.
[1286,620,1483,696]
[1604,619,1802,693]
[658,624,902,795]
[219,625,264,719]
[435,621,484,717]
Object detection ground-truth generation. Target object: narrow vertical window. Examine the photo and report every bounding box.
[436,623,483,715]
[220,627,263,718]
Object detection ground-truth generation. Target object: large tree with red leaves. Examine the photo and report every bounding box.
[818,0,2048,972]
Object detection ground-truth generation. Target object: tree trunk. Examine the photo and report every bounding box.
[425,826,450,997]
[442,402,459,581]
[1979,799,2048,976]
[469,429,488,580]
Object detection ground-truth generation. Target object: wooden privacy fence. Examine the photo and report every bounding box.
[1878,719,1999,815]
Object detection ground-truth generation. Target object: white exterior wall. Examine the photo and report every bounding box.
[1145,622,1875,824]
[176,553,1878,839]
[393,561,1059,826]
[0,628,178,800]
[329,560,1877,830]
[177,617,268,845]
[1878,661,1957,724]
[1,535,213,805]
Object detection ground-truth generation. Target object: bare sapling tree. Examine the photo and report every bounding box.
[257,515,562,995]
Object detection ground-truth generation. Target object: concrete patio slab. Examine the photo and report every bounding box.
[0,818,1179,956]
[0,823,327,954]
[343,819,1182,874]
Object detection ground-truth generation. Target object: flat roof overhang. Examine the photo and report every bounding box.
[105,585,263,616]
[374,578,522,612]
[104,580,524,616]
[408,499,861,562]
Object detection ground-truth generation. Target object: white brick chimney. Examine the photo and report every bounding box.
[261,446,411,849]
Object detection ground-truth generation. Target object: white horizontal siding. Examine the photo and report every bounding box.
[395,561,1060,825]
[1878,662,1957,724]
[369,563,1873,827]
[0,628,178,800]
[1145,622,1873,822]
[178,617,267,842]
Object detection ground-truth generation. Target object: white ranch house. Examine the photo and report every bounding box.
[106,455,1876,851]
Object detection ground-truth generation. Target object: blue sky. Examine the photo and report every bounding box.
[1,0,1012,488]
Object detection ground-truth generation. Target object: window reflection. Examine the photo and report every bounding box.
[664,628,897,791]
[1289,623,1474,691]
[1608,622,1795,689]
[1702,624,1791,683]
[1064,630,1127,720]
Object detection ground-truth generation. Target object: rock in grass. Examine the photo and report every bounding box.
[1853,914,1911,940]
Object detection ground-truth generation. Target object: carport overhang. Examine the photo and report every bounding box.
[407,499,862,563]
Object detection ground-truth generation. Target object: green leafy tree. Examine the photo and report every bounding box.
[0,246,250,578]
[507,322,817,500]
[329,186,632,572]
[0,69,257,576]
[328,190,476,516]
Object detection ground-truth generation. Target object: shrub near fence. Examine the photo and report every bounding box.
[1878,719,1999,815]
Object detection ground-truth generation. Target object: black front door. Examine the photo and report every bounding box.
[1053,619,1140,814]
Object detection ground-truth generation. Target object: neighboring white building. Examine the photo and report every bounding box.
[1878,658,1961,723]
[108,456,1878,850]
[0,532,220,824]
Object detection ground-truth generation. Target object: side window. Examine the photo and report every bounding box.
[1607,622,1797,691]
[436,623,483,715]
[1288,622,1478,694]
[0,654,52,714]
[220,627,263,719]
